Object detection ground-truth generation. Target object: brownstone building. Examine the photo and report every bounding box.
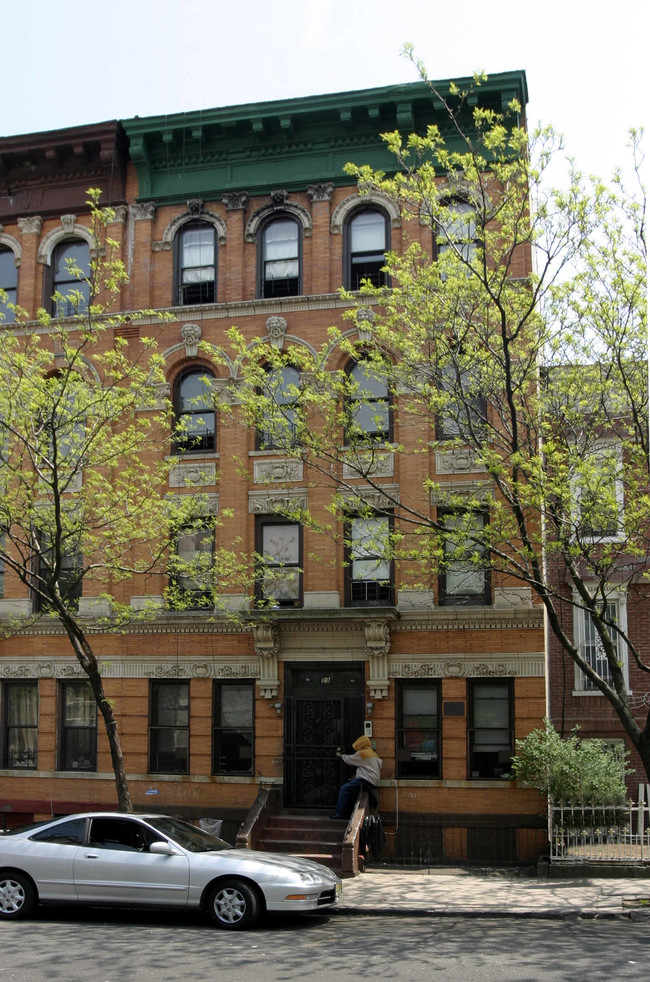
[0,73,547,863]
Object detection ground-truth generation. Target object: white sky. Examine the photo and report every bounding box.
[3,0,647,182]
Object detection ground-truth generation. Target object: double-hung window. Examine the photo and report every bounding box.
[171,521,215,608]
[2,681,38,769]
[574,442,623,541]
[574,597,628,692]
[0,247,17,323]
[346,513,393,606]
[436,359,486,441]
[51,239,91,317]
[346,208,389,289]
[260,218,300,298]
[149,681,189,774]
[397,680,441,778]
[256,518,302,607]
[468,680,513,779]
[346,359,391,443]
[173,368,216,454]
[59,681,97,771]
[258,365,300,450]
[176,221,216,306]
[212,681,254,774]
[439,510,490,606]
[436,200,478,268]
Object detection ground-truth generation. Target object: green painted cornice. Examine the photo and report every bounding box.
[122,72,528,202]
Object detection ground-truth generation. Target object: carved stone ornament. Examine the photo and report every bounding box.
[270,190,289,206]
[168,460,218,489]
[187,198,203,215]
[212,376,244,407]
[307,183,335,202]
[144,381,171,410]
[253,623,281,698]
[130,202,157,221]
[342,451,394,480]
[223,192,249,211]
[429,480,492,506]
[356,307,375,342]
[181,322,202,357]
[107,206,128,224]
[365,621,390,699]
[365,620,390,655]
[60,214,77,233]
[166,491,219,515]
[0,658,259,680]
[248,490,308,515]
[17,216,43,235]
[254,459,303,484]
[435,447,486,475]
[340,485,400,512]
[266,315,287,350]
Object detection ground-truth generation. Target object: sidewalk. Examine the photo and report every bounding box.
[334,866,650,920]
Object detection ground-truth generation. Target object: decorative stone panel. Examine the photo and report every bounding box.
[248,489,307,514]
[169,461,217,488]
[435,447,486,475]
[342,450,394,479]
[253,459,303,484]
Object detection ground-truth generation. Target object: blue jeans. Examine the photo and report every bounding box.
[334,778,375,819]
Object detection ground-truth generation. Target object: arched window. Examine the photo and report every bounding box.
[173,368,216,454]
[259,218,300,298]
[51,239,91,317]
[0,247,17,323]
[435,200,478,265]
[346,208,389,290]
[175,220,216,306]
[258,364,301,450]
[346,358,391,443]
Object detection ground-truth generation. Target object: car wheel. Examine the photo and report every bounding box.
[0,872,37,919]
[208,878,260,930]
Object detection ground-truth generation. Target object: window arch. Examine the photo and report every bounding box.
[346,357,391,443]
[0,246,18,323]
[259,217,301,298]
[174,220,217,306]
[345,207,390,290]
[49,239,91,317]
[173,367,216,454]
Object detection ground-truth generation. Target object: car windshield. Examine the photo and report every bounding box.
[145,816,230,852]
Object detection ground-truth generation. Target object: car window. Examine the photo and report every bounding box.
[144,815,230,852]
[29,818,86,845]
[88,818,156,852]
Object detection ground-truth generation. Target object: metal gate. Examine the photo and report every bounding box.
[284,663,364,809]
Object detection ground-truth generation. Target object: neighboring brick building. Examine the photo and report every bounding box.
[0,73,547,862]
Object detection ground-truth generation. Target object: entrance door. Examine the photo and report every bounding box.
[284,663,364,809]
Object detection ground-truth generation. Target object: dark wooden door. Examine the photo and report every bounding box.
[284,664,364,809]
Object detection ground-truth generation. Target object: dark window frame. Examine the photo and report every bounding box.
[170,519,216,609]
[255,362,302,451]
[344,206,390,290]
[396,679,441,779]
[345,512,394,607]
[468,679,514,780]
[438,508,491,607]
[0,246,18,323]
[172,365,216,455]
[258,215,302,299]
[345,356,393,444]
[433,198,479,266]
[47,238,91,317]
[173,219,217,307]
[148,680,190,775]
[255,515,303,608]
[58,680,97,772]
[33,533,83,614]
[2,680,38,769]
[212,680,255,775]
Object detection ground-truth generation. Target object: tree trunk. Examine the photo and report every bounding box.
[61,612,133,812]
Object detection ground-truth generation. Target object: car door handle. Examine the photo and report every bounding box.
[83,853,99,859]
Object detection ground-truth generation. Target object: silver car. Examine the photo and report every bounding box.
[0,812,341,930]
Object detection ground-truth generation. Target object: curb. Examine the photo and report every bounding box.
[330,906,650,921]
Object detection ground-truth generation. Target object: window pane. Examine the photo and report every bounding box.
[0,249,17,322]
[350,211,386,253]
[64,684,95,725]
[181,226,214,269]
[264,220,298,261]
[473,684,509,728]
[220,685,253,728]
[153,683,189,726]
[7,684,37,726]
[262,524,300,565]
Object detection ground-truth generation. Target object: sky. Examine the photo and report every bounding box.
[3,0,647,183]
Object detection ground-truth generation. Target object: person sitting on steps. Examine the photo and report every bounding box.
[330,735,382,821]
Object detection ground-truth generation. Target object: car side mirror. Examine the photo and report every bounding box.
[149,840,179,856]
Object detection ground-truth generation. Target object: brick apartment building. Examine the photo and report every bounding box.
[0,73,547,863]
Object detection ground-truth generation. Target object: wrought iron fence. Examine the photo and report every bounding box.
[550,791,650,863]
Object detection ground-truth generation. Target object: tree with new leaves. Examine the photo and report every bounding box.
[220,60,649,781]
[0,192,224,811]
